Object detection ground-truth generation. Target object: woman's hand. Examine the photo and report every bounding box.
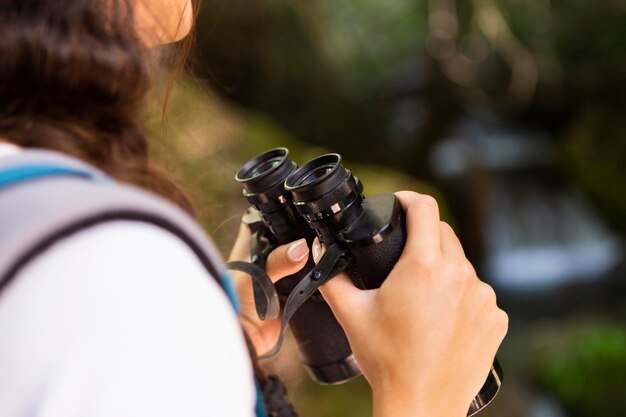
[228,223,310,356]
[317,191,508,417]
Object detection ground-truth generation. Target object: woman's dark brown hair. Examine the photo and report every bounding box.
[0,0,195,211]
[0,0,290,411]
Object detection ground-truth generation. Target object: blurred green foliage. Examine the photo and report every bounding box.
[314,0,428,92]
[194,0,626,188]
[293,377,372,417]
[535,322,626,417]
[559,109,626,234]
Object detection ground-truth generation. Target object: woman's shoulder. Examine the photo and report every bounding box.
[15,220,228,303]
[3,220,237,328]
[0,220,256,417]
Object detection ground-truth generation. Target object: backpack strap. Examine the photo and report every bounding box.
[0,149,239,308]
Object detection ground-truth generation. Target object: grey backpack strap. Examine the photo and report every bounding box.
[0,149,236,307]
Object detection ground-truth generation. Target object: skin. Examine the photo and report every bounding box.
[229,191,508,417]
[228,226,312,356]
[133,0,194,46]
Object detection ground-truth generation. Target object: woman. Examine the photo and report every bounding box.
[0,1,507,417]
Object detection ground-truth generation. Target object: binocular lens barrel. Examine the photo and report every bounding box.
[237,149,361,384]
[285,154,364,243]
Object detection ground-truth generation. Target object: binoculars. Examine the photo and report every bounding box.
[231,148,502,416]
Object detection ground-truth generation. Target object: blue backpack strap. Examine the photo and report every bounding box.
[256,383,269,417]
[0,149,275,416]
[0,164,96,187]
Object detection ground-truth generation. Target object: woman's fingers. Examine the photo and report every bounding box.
[319,271,371,328]
[228,222,310,283]
[265,238,310,282]
[311,237,372,327]
[395,191,442,259]
[227,222,252,262]
[439,221,465,259]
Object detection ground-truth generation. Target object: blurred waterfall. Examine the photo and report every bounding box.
[430,117,623,293]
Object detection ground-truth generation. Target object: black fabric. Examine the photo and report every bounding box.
[262,376,299,417]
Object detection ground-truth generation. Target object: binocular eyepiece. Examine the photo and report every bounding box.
[233,148,503,416]
[285,154,365,244]
[236,148,301,237]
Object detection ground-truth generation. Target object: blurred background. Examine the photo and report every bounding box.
[149,0,626,415]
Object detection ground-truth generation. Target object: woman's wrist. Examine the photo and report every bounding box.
[372,384,467,417]
[373,389,423,417]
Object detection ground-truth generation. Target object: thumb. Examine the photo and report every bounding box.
[265,238,310,282]
[313,238,372,327]
[319,273,368,328]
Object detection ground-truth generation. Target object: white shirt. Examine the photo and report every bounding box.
[0,144,256,417]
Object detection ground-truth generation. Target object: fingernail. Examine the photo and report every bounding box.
[312,237,321,262]
[287,239,309,263]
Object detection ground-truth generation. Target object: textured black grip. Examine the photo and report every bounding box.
[288,294,354,367]
[344,193,407,289]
